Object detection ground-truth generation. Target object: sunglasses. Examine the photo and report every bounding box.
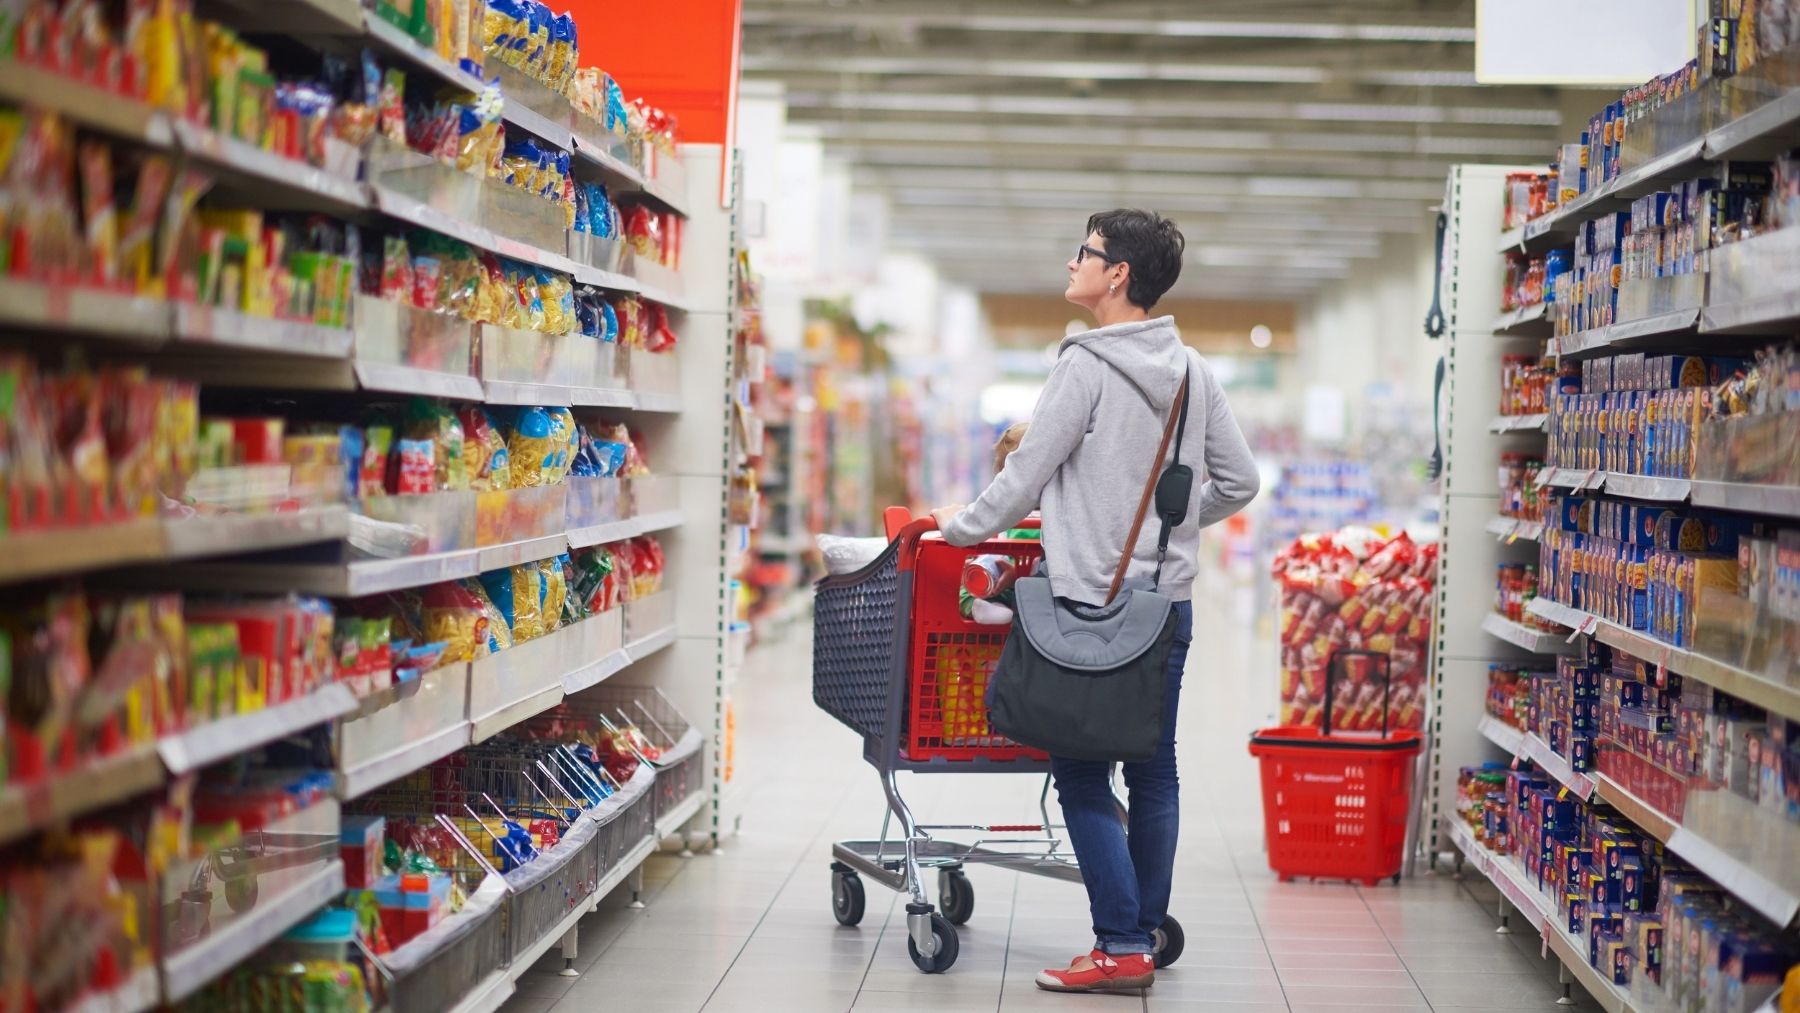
[1076,244,1121,265]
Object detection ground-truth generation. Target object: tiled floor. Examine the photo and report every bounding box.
[503,581,1603,1012]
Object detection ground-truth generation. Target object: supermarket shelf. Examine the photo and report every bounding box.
[171,304,354,359]
[475,533,569,572]
[1487,413,1547,434]
[1490,719,1598,801]
[0,63,174,146]
[160,860,347,1003]
[163,505,351,560]
[0,277,169,345]
[1689,480,1800,518]
[563,647,635,696]
[0,518,168,585]
[361,13,485,94]
[171,120,367,214]
[571,386,637,408]
[1490,303,1552,337]
[1538,467,1604,491]
[639,176,691,218]
[635,510,685,536]
[1708,83,1800,160]
[447,970,514,1013]
[508,832,658,987]
[567,517,643,548]
[338,717,470,799]
[0,745,165,848]
[482,379,573,407]
[354,360,487,400]
[1591,771,1800,927]
[159,684,358,775]
[1499,140,1704,258]
[67,964,159,1013]
[1552,307,1700,359]
[1484,516,1543,543]
[634,391,683,413]
[571,132,646,188]
[1442,818,1632,1013]
[1475,714,1525,757]
[1481,612,1579,655]
[625,624,678,663]
[1602,473,1691,503]
[1699,288,1800,335]
[655,789,708,841]
[1527,597,1800,724]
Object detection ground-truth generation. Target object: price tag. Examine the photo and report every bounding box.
[1580,469,1600,490]
[1504,523,1521,545]
[1580,616,1600,636]
[1557,786,1570,801]
[1541,921,1550,959]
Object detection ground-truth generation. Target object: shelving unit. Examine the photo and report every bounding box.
[0,1,737,1005]
[1436,67,1800,1002]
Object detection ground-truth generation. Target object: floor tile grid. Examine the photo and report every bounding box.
[493,578,1603,1012]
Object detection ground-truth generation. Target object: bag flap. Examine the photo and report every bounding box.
[1012,577,1172,671]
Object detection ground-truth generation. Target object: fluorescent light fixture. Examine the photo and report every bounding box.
[743,9,1476,44]
[1250,325,1275,349]
[779,90,1561,127]
[747,54,1489,88]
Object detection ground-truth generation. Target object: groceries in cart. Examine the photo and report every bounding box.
[1273,526,1436,732]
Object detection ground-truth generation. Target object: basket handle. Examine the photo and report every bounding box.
[1323,649,1393,738]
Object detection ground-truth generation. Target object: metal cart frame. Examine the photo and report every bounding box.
[812,511,1185,974]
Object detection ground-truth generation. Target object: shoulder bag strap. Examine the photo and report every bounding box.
[1105,372,1190,606]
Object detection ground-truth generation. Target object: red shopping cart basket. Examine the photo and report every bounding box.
[1248,650,1422,885]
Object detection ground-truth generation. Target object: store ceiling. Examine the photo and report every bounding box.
[740,0,1580,302]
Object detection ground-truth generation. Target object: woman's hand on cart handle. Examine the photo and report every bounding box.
[928,504,963,532]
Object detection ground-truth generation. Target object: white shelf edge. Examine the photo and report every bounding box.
[504,834,658,984]
[163,504,350,559]
[635,510,685,536]
[160,860,346,1002]
[1442,818,1632,1013]
[562,647,634,695]
[446,969,515,1013]
[475,533,570,572]
[1689,480,1800,519]
[654,789,708,841]
[625,625,678,663]
[1480,611,1578,655]
[338,719,471,799]
[1476,714,1526,757]
[159,684,358,774]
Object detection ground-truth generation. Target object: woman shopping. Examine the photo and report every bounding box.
[931,208,1260,994]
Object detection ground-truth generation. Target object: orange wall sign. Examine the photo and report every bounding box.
[566,0,744,149]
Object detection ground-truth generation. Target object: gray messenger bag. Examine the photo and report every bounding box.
[986,367,1192,764]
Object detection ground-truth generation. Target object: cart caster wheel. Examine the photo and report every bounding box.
[1393,873,1403,885]
[1152,916,1185,969]
[225,876,259,914]
[831,869,865,927]
[939,870,974,926]
[908,913,959,973]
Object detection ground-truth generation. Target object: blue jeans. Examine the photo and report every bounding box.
[1050,600,1192,956]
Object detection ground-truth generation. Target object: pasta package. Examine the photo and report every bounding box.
[480,565,545,642]
[539,555,568,631]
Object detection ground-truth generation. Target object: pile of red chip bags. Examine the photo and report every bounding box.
[1273,527,1438,733]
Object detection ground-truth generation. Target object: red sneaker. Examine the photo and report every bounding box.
[1034,949,1155,992]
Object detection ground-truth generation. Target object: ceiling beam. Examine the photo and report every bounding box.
[854,166,1443,202]
[741,8,1476,44]
[799,118,1548,159]
[743,54,1488,88]
[777,88,1561,127]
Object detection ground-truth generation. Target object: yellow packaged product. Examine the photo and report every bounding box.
[539,556,568,630]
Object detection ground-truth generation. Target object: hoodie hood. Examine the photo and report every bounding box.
[1058,315,1187,411]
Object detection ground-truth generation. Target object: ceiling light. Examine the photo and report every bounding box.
[1250,325,1274,349]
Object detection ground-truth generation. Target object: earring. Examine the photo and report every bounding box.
[1108,283,1117,294]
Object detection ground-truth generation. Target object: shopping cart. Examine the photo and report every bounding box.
[812,507,1187,974]
[1248,650,1424,886]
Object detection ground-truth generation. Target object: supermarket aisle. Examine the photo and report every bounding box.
[506,580,1599,1013]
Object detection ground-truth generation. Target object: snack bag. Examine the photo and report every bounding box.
[505,407,555,486]
[459,405,512,490]
[421,581,491,664]
[538,555,567,631]
[460,578,513,654]
[361,423,393,497]
[480,566,545,643]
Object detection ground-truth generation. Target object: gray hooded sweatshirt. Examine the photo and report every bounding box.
[942,315,1260,605]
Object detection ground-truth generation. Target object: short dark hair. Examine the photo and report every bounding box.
[1086,209,1185,309]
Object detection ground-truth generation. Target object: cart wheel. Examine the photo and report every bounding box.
[1152,916,1185,969]
[939,870,974,926]
[908,913,960,973]
[225,875,259,914]
[831,869,865,927]
[1393,873,1402,885]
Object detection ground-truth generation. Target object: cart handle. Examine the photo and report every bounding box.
[882,510,939,574]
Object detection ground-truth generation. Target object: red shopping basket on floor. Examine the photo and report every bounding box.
[1248,650,1423,886]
